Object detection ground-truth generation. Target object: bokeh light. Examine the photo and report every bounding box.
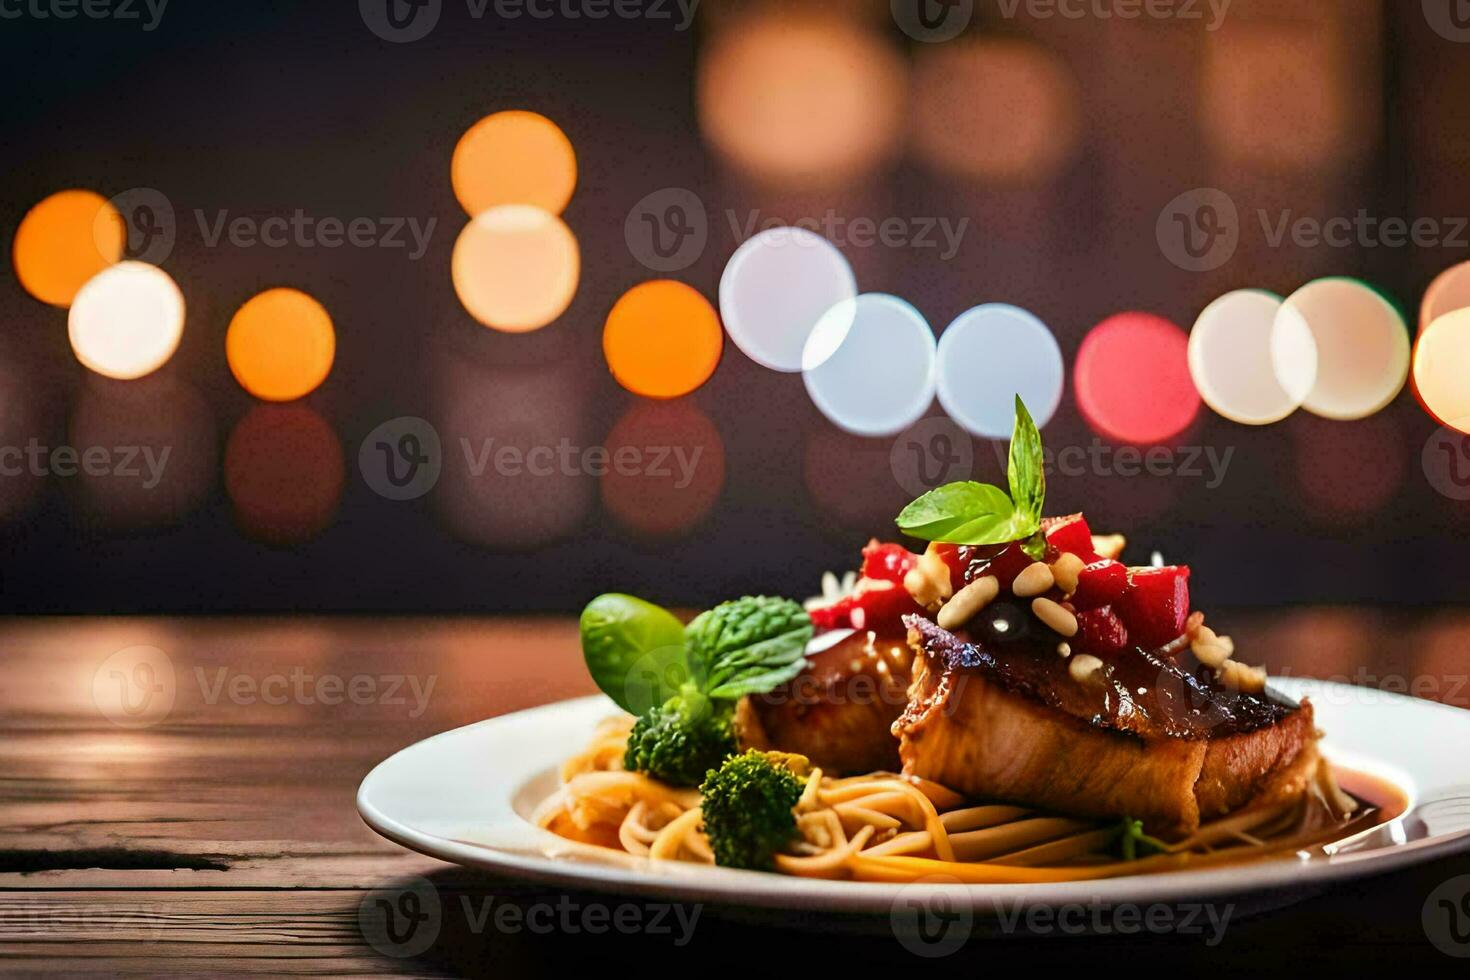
[910,38,1080,183]
[1413,308,1470,433]
[226,288,336,401]
[719,226,856,372]
[935,304,1063,438]
[1188,289,1301,426]
[452,110,577,218]
[1292,412,1404,525]
[69,375,216,530]
[224,404,344,546]
[452,205,580,332]
[13,190,125,307]
[431,346,595,551]
[1075,312,1200,445]
[68,261,185,380]
[1421,261,1470,333]
[697,11,906,185]
[802,293,936,437]
[601,400,725,537]
[1271,277,1409,421]
[603,280,722,399]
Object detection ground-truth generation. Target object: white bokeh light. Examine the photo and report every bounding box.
[935,304,1063,438]
[719,226,856,372]
[68,261,185,380]
[1270,278,1408,421]
[1421,260,1470,333]
[1189,289,1303,426]
[802,293,936,436]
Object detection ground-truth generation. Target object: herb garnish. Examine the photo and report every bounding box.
[896,396,1048,558]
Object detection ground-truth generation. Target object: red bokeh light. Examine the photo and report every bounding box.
[1074,312,1201,446]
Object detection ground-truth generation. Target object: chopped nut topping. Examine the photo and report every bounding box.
[937,576,999,631]
[1091,534,1126,561]
[1012,562,1055,598]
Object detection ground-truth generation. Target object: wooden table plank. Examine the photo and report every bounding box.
[1,614,1467,974]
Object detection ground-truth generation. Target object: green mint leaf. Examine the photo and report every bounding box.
[1008,395,1046,528]
[580,594,690,715]
[685,596,813,700]
[1020,530,1048,562]
[896,481,1019,545]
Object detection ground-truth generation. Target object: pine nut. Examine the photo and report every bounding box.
[1091,534,1127,561]
[1051,553,1085,594]
[1069,654,1105,685]
[1032,597,1079,637]
[1193,642,1231,669]
[937,576,999,631]
[1012,562,1055,598]
[1057,642,1072,658]
[1218,659,1267,694]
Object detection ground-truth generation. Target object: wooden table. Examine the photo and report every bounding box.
[1,614,1467,975]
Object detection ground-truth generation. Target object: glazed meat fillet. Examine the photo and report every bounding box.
[897,614,1320,836]
[740,629,913,774]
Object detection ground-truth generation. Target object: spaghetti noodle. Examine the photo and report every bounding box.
[531,716,1387,884]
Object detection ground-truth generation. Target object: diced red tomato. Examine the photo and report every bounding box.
[859,540,918,584]
[1042,514,1099,562]
[1070,559,1129,610]
[809,578,924,634]
[1115,565,1191,649]
[1075,606,1129,655]
[968,542,1034,589]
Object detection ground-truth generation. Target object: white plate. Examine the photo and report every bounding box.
[358,679,1470,915]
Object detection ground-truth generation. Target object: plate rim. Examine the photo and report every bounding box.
[358,681,1470,913]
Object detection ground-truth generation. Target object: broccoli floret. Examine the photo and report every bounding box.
[699,750,809,870]
[623,692,737,788]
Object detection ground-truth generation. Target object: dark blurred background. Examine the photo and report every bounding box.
[2,0,1469,614]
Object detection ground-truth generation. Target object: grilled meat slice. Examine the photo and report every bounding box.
[897,616,1319,836]
[739,630,912,774]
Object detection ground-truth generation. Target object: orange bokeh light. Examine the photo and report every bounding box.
[226,288,336,401]
[452,110,577,218]
[601,400,726,538]
[603,280,723,399]
[697,12,906,185]
[225,404,344,546]
[13,190,125,307]
[452,205,580,333]
[910,39,1081,183]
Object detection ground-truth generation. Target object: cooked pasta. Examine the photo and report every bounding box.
[532,716,1389,883]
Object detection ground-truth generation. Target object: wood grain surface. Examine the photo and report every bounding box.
[1,613,1467,976]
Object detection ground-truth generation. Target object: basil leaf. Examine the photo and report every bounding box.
[1008,395,1045,529]
[580,594,690,715]
[895,481,1018,544]
[686,596,813,700]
